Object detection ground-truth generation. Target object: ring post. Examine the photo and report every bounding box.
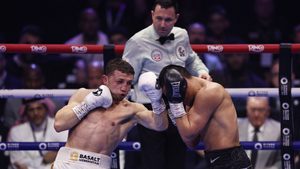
[103,44,116,68]
[279,43,295,169]
[111,148,120,169]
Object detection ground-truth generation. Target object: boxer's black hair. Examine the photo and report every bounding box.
[158,64,190,88]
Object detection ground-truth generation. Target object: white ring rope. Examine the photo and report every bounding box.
[0,89,76,99]
[0,88,300,99]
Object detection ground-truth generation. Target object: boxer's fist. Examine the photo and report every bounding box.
[73,85,113,120]
[138,72,166,114]
[138,72,162,101]
[163,69,187,104]
[162,68,187,118]
[84,85,113,109]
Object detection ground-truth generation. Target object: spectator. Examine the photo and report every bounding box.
[4,25,65,88]
[109,27,129,45]
[244,0,288,78]
[267,59,300,140]
[62,59,104,89]
[109,27,129,58]
[0,53,22,169]
[3,63,64,129]
[187,22,223,72]
[100,0,130,33]
[206,5,238,44]
[267,58,294,120]
[0,53,22,108]
[238,96,281,169]
[245,0,285,44]
[210,38,268,116]
[6,25,43,78]
[62,59,88,89]
[211,52,267,88]
[179,0,207,27]
[7,98,68,169]
[64,7,109,63]
[87,60,104,89]
[127,0,153,34]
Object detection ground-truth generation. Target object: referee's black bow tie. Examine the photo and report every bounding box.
[157,33,175,45]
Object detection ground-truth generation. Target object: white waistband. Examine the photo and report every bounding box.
[56,147,111,168]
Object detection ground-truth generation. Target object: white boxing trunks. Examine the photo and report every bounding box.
[52,147,112,169]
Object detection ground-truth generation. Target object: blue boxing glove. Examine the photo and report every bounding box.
[162,68,187,118]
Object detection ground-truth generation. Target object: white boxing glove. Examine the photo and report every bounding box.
[138,72,166,114]
[73,85,113,120]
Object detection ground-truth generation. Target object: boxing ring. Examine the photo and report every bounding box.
[0,43,300,169]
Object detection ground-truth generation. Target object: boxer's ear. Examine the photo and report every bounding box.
[175,13,180,21]
[102,75,108,85]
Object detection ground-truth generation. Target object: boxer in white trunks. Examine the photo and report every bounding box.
[52,58,168,169]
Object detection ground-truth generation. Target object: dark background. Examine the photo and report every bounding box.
[0,0,299,44]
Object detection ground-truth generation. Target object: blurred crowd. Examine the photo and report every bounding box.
[0,0,300,168]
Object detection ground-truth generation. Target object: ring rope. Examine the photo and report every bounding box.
[0,142,141,151]
[1,141,299,151]
[0,88,299,99]
[1,43,298,168]
[1,44,300,54]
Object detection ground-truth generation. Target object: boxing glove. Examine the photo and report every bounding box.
[73,85,113,120]
[163,68,187,118]
[138,71,166,115]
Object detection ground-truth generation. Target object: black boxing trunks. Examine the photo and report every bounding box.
[204,146,252,169]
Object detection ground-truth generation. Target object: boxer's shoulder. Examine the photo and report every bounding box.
[200,81,223,94]
[123,100,146,112]
[195,81,224,105]
[116,100,148,117]
[109,99,140,112]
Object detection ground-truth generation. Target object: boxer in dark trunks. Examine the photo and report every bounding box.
[158,64,252,169]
